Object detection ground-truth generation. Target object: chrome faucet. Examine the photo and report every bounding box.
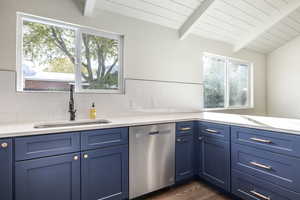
[69,85,76,121]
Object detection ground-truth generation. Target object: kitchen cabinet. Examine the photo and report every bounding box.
[232,170,300,200]
[14,127,129,200]
[175,122,194,182]
[0,138,13,200]
[15,153,81,200]
[231,126,300,199]
[175,135,194,182]
[195,122,230,192]
[81,145,129,200]
[202,137,230,191]
[194,123,203,176]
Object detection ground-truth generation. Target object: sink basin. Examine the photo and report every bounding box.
[34,119,111,129]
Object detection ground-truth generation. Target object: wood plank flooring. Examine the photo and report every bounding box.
[139,181,235,200]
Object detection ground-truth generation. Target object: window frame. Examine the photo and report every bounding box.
[202,53,254,111]
[16,12,124,94]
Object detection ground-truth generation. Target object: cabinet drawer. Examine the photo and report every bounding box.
[232,170,300,200]
[15,132,80,161]
[231,126,300,157]
[81,128,128,151]
[200,122,230,141]
[232,143,300,193]
[176,121,194,135]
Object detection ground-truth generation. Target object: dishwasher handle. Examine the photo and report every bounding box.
[149,131,159,135]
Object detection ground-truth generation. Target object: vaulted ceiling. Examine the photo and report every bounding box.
[83,0,300,54]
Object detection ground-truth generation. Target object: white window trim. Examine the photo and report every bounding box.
[202,53,254,111]
[16,12,125,94]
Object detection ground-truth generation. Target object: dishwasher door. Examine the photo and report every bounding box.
[129,123,175,199]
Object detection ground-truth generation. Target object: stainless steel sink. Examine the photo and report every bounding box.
[34,119,111,129]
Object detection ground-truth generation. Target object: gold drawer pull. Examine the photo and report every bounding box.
[250,190,271,200]
[180,127,191,131]
[73,155,79,161]
[250,137,272,144]
[1,142,8,148]
[250,161,272,170]
[205,129,219,134]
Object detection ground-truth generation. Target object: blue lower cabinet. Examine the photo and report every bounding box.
[81,145,129,200]
[232,170,300,200]
[175,135,194,182]
[0,139,13,200]
[15,153,81,200]
[232,143,300,193]
[202,137,230,192]
[194,124,203,176]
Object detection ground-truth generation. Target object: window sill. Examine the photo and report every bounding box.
[203,106,254,112]
[16,89,125,95]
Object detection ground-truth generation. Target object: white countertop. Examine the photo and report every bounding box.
[1,112,300,138]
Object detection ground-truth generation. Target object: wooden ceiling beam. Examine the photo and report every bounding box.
[83,0,97,17]
[178,0,216,40]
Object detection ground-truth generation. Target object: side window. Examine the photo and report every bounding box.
[203,53,252,110]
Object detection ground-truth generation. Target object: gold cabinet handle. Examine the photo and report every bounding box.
[250,190,271,200]
[176,138,188,143]
[250,137,272,144]
[73,155,79,161]
[179,127,191,131]
[1,142,8,148]
[83,154,89,159]
[204,129,219,134]
[250,161,272,170]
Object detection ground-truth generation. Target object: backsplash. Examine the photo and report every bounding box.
[0,70,203,123]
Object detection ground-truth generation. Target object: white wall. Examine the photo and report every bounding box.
[0,0,267,123]
[267,35,300,119]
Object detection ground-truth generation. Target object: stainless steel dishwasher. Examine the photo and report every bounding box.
[129,123,175,199]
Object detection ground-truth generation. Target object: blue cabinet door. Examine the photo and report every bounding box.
[15,153,81,200]
[81,145,129,200]
[175,135,194,182]
[0,139,12,200]
[194,124,203,176]
[202,137,230,192]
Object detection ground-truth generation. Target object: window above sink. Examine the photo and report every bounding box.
[16,13,124,94]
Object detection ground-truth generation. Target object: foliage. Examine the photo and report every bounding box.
[204,58,225,108]
[45,58,74,73]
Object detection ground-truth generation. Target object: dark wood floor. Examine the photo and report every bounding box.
[140,181,235,200]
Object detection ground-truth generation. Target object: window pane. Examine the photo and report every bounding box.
[228,60,250,107]
[80,33,120,90]
[22,20,76,91]
[203,56,226,109]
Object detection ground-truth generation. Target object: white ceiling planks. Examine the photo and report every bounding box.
[170,0,204,10]
[233,0,300,52]
[96,0,184,29]
[90,0,300,54]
